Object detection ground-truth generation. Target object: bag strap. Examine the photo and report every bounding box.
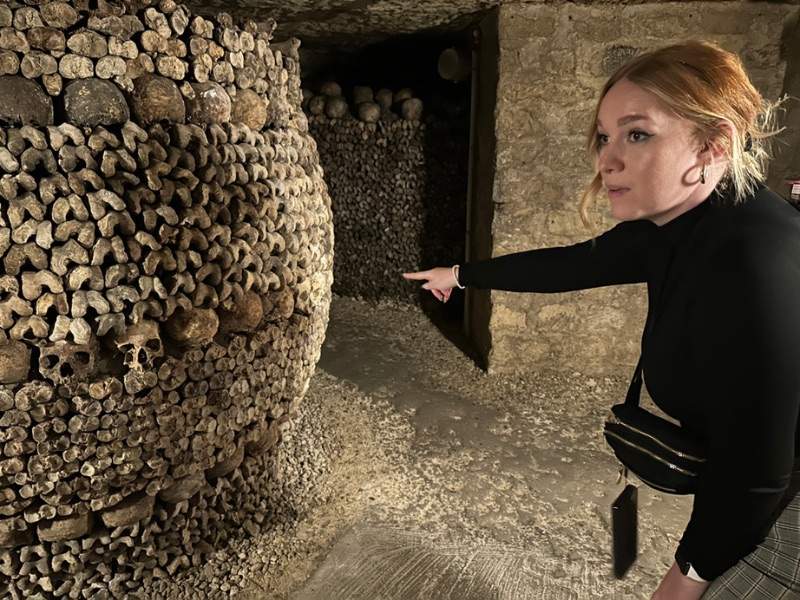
[624,242,678,408]
[624,355,644,407]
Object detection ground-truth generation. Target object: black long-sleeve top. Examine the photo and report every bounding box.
[459,181,800,580]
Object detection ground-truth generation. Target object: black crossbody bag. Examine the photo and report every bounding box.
[603,355,706,495]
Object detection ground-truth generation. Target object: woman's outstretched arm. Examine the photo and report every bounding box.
[459,218,653,292]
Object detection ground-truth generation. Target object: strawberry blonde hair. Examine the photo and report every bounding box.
[579,39,790,230]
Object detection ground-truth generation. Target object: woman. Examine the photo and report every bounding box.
[403,40,800,599]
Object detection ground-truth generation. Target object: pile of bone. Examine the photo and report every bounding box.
[0,0,333,598]
[0,322,313,599]
[302,82,424,123]
[308,113,466,303]
[0,0,305,131]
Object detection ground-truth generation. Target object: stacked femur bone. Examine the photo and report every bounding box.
[0,1,333,597]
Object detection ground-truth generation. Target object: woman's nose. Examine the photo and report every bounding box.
[598,146,624,174]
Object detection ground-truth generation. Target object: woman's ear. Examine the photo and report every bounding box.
[700,120,736,162]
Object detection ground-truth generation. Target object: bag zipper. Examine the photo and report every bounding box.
[606,415,706,463]
[604,430,698,477]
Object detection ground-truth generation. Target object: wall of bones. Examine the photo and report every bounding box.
[303,82,468,303]
[0,1,334,597]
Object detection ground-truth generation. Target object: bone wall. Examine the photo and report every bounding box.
[0,1,333,597]
[481,1,798,376]
[305,84,468,303]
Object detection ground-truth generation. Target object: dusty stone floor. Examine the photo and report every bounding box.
[146,294,692,600]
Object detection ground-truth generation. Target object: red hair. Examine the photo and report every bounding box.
[580,39,789,229]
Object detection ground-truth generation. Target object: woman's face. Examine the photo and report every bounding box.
[595,78,716,225]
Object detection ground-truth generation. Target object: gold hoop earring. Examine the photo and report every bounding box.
[700,164,707,185]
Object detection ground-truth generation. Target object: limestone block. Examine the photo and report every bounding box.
[537,303,579,326]
[571,12,624,43]
[602,45,640,76]
[492,304,528,330]
[501,11,557,46]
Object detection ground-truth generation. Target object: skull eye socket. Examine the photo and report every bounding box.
[146,340,161,352]
[43,355,58,369]
[60,362,74,378]
[75,352,90,365]
[137,348,147,364]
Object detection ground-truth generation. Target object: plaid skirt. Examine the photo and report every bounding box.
[702,488,800,599]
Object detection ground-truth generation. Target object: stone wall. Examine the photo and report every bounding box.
[482,1,800,376]
[768,8,800,196]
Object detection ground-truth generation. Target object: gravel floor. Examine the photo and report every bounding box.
[145,294,691,599]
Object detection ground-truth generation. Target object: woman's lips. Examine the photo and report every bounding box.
[608,188,629,199]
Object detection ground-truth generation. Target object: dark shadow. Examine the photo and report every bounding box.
[418,113,480,367]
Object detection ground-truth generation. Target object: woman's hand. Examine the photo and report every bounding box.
[402,267,459,302]
[651,562,710,600]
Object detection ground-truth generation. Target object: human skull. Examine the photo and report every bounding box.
[39,340,98,387]
[116,320,164,372]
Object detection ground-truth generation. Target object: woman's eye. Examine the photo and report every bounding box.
[596,130,650,145]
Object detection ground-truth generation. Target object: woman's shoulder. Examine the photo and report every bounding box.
[695,184,800,262]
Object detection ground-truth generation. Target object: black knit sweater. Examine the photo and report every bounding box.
[459,182,800,580]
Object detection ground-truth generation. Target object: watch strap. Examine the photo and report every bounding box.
[686,565,708,583]
[676,550,709,583]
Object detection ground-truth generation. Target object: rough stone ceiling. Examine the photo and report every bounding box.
[185,0,799,49]
[185,0,493,48]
